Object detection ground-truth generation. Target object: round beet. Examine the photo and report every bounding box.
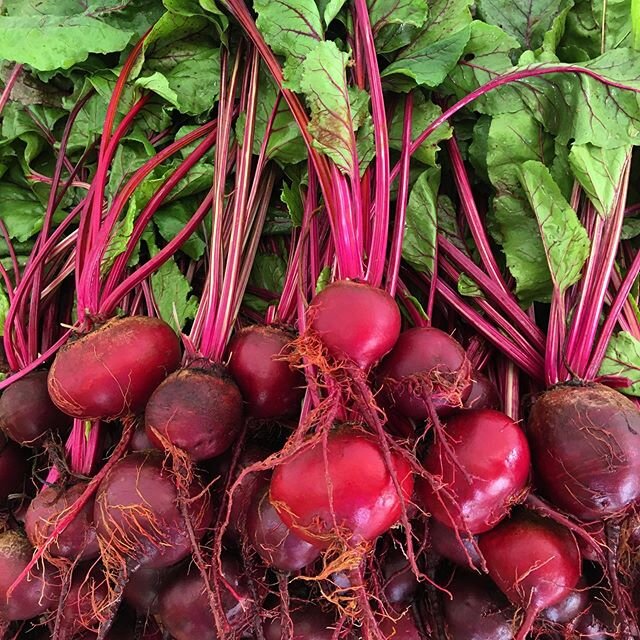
[123,566,167,614]
[48,316,181,420]
[442,570,513,640]
[429,519,481,569]
[247,487,320,571]
[156,556,250,640]
[94,451,212,569]
[130,426,155,451]
[145,365,243,461]
[463,372,500,410]
[308,281,401,369]
[379,611,422,639]
[378,327,472,419]
[0,371,71,445]
[381,548,419,608]
[270,430,414,547]
[528,383,640,521]
[0,531,61,620]
[542,577,589,624]
[0,438,28,505]
[478,510,581,637]
[418,409,530,534]
[227,325,304,419]
[25,483,99,561]
[263,607,336,640]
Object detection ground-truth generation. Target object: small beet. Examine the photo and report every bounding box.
[429,519,481,569]
[228,325,304,418]
[48,316,181,420]
[0,370,71,445]
[463,372,500,410]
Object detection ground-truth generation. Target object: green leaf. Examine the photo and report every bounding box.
[0,285,8,337]
[410,0,473,46]
[458,273,483,297]
[319,0,347,25]
[568,144,630,216]
[101,200,138,275]
[518,160,590,293]
[368,0,428,32]
[402,167,440,274]
[154,200,207,260]
[0,184,45,242]
[633,0,640,49]
[281,180,304,227]
[249,254,287,295]
[621,217,640,239]
[150,255,198,332]
[316,266,332,293]
[599,331,640,396]
[0,16,133,71]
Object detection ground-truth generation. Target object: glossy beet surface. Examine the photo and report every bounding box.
[542,577,589,624]
[247,487,320,571]
[381,548,419,608]
[123,566,167,614]
[429,519,481,569]
[0,436,28,505]
[228,325,304,418]
[418,409,530,534]
[263,608,336,640]
[48,316,181,420]
[528,383,640,520]
[463,372,500,410]
[270,430,414,547]
[378,327,472,418]
[25,483,99,561]
[94,451,212,569]
[308,280,401,369]
[0,370,70,445]
[145,366,243,461]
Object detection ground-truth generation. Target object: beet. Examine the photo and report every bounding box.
[270,430,414,547]
[227,325,304,418]
[48,316,181,420]
[541,577,589,624]
[378,611,422,639]
[0,531,61,620]
[0,437,28,505]
[574,599,616,639]
[0,371,71,445]
[381,548,419,608]
[429,519,481,569]
[463,372,500,410]
[145,365,243,461]
[25,482,99,561]
[308,280,401,369]
[263,607,336,640]
[528,383,640,521]
[130,426,155,451]
[123,566,167,614]
[156,556,250,640]
[94,450,212,569]
[418,409,530,534]
[247,487,320,571]
[378,327,472,418]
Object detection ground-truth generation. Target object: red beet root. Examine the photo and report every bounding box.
[123,566,167,614]
[418,409,530,534]
[381,548,419,608]
[429,519,481,569]
[25,483,99,561]
[263,607,336,640]
[0,531,61,621]
[0,436,28,505]
[0,371,71,446]
[308,280,401,369]
[228,325,304,418]
[528,383,640,521]
[379,610,422,639]
[145,365,243,461]
[48,316,181,420]
[463,372,500,410]
[378,327,472,419]
[94,451,212,569]
[542,577,589,624]
[247,487,321,571]
[270,430,414,547]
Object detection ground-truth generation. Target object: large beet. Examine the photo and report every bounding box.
[528,383,640,520]
[48,316,181,420]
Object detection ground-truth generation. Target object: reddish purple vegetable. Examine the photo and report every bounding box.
[463,372,500,410]
[123,565,168,614]
[0,434,28,505]
[542,577,589,625]
[263,607,336,640]
[381,548,419,608]
[429,519,481,569]
[378,610,422,639]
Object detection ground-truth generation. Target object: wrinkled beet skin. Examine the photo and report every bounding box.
[263,608,336,640]
[157,557,250,640]
[145,366,243,461]
[270,430,414,547]
[0,371,71,445]
[94,451,212,569]
[0,531,61,620]
[25,483,99,561]
[48,316,181,420]
[463,372,500,410]
[478,511,581,612]
[528,383,640,521]
[429,519,481,569]
[443,570,513,640]
[418,409,531,534]
[227,325,304,419]
[247,488,320,571]
[378,327,472,419]
[0,438,28,505]
[381,549,419,607]
[308,281,401,370]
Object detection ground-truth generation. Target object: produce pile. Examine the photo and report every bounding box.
[2,0,640,638]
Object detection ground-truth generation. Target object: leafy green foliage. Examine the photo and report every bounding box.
[599,331,640,396]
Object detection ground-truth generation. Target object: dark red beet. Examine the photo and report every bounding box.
[263,607,336,640]
[442,570,513,640]
[0,437,28,505]
[528,383,640,521]
[247,487,320,571]
[130,426,155,451]
[479,510,581,637]
[94,451,212,569]
[378,611,422,639]
[25,483,99,561]
[0,371,71,445]
[574,599,616,639]
[156,556,250,640]
[0,531,61,620]
[48,316,181,420]
[145,365,243,461]
[123,566,167,614]
[542,577,589,624]
[227,325,304,419]
[381,548,419,608]
[429,519,481,569]
[270,430,414,547]
[308,280,401,369]
[418,409,530,534]
[378,327,472,418]
[463,372,500,410]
